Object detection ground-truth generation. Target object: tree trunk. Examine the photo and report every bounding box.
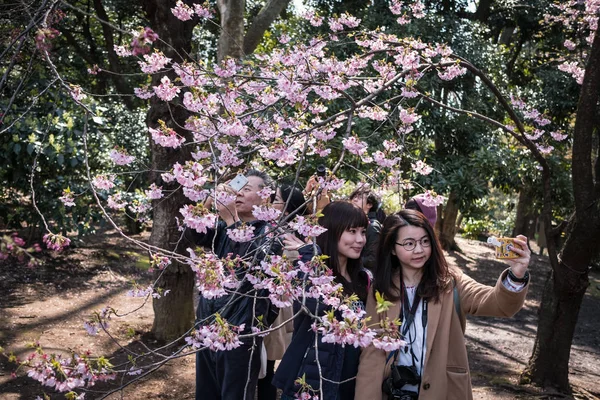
[217,0,246,61]
[522,28,600,392]
[142,0,198,342]
[512,187,536,238]
[439,191,459,250]
[243,0,291,55]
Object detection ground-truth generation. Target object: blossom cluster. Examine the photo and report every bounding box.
[187,249,240,299]
[21,345,116,393]
[185,314,244,351]
[288,216,328,237]
[126,285,171,299]
[109,148,135,166]
[0,234,41,267]
[43,233,71,252]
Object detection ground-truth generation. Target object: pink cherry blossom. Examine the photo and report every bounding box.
[109,148,135,165]
[226,225,256,242]
[145,183,163,200]
[373,151,399,168]
[59,192,75,207]
[114,45,132,57]
[180,204,218,233]
[536,144,554,155]
[558,61,585,84]
[43,233,71,252]
[138,51,171,74]
[153,76,180,101]
[149,125,185,148]
[92,175,116,190]
[342,136,368,156]
[551,131,568,141]
[419,190,445,207]
[301,10,324,26]
[525,129,544,141]
[134,86,154,99]
[288,216,328,237]
[70,85,87,101]
[257,187,274,200]
[252,205,282,222]
[564,39,576,50]
[107,193,128,209]
[438,64,467,81]
[194,3,214,18]
[171,0,194,21]
[411,160,433,175]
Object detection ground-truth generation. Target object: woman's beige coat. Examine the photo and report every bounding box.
[355,268,528,400]
[264,305,294,360]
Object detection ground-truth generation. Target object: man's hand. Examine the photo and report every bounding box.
[504,235,531,278]
[214,184,239,226]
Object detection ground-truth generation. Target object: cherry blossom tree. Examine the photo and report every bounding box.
[3,0,595,398]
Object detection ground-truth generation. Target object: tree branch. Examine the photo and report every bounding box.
[243,0,290,55]
[92,0,134,109]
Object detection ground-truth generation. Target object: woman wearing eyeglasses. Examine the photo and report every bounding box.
[354,209,531,400]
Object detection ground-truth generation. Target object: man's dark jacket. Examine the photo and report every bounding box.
[188,219,282,332]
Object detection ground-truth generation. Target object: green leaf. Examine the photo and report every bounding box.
[375,291,394,313]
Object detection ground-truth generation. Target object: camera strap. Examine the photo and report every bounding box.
[400,286,421,337]
[386,285,426,365]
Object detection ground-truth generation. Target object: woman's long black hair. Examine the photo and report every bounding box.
[316,201,369,301]
[374,209,452,302]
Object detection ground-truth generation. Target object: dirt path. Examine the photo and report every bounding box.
[0,233,599,399]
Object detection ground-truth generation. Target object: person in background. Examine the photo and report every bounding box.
[404,193,437,228]
[257,184,307,400]
[355,210,531,400]
[273,201,372,400]
[190,169,283,400]
[349,183,386,271]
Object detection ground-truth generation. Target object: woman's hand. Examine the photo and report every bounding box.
[505,235,531,278]
[282,233,307,252]
[304,175,330,212]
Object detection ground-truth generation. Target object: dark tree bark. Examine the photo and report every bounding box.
[522,29,600,392]
[243,0,291,55]
[217,0,246,61]
[439,191,460,250]
[142,0,199,342]
[512,187,536,238]
[217,0,290,61]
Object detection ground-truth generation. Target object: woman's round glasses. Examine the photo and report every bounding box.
[396,237,431,251]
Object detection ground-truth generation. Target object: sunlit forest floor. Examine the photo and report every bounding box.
[0,232,598,399]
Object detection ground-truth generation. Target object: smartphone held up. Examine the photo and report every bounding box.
[487,236,522,259]
[228,174,249,192]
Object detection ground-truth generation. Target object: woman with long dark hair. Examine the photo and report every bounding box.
[355,210,531,400]
[273,201,371,400]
